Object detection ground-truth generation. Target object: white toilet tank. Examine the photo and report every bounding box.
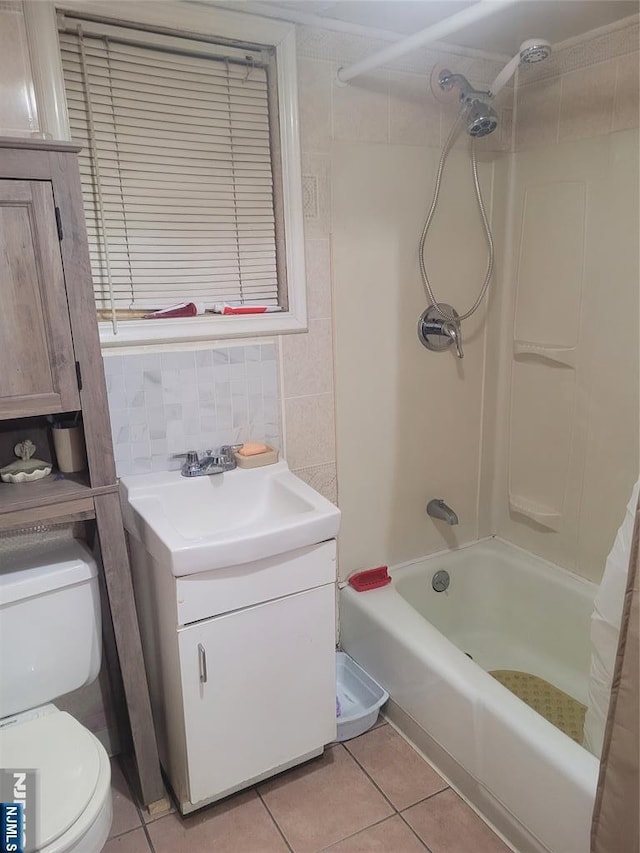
[0,540,101,719]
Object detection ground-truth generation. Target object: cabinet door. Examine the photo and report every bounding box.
[0,180,80,419]
[178,585,336,806]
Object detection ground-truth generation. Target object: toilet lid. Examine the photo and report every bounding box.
[0,711,101,852]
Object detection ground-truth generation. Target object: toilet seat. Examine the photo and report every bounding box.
[0,707,112,852]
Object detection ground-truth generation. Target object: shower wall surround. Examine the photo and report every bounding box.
[490,19,640,582]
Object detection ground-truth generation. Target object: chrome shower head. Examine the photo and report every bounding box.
[435,71,498,137]
[519,38,552,64]
[489,37,552,97]
[467,98,498,137]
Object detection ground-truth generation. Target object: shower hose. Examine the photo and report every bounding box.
[418,104,494,323]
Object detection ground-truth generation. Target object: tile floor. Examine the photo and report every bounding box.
[106,720,511,853]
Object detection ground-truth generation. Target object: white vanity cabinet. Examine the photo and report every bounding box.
[128,536,337,814]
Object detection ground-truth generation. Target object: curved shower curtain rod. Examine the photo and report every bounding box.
[336,0,523,85]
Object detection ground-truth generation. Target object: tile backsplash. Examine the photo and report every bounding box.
[104,342,281,477]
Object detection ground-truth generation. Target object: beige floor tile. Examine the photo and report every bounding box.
[103,827,152,852]
[345,725,447,810]
[259,746,393,853]
[325,815,427,851]
[146,790,288,853]
[403,788,510,853]
[109,760,142,838]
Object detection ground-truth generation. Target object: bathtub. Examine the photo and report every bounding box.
[340,537,600,853]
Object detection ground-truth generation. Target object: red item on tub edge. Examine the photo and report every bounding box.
[348,566,391,592]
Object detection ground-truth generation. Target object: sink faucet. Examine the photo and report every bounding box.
[427,499,459,525]
[174,446,243,477]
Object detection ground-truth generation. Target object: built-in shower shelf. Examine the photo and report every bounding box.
[513,340,576,368]
[509,495,561,530]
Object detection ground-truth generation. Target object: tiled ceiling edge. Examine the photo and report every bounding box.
[296,24,509,87]
[521,13,640,85]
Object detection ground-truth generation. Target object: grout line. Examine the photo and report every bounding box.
[397,810,434,852]
[341,742,399,815]
[399,785,451,813]
[318,813,404,852]
[256,786,295,852]
[141,820,157,852]
[346,741,449,816]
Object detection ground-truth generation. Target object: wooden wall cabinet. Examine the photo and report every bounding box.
[0,138,167,813]
[0,178,80,419]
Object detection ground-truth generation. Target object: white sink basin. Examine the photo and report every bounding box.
[119,461,340,576]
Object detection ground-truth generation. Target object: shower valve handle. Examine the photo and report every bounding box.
[443,321,464,359]
[418,305,464,359]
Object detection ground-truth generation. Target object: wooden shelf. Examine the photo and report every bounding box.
[0,471,117,516]
[0,141,167,811]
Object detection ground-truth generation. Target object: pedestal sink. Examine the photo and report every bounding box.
[120,460,340,576]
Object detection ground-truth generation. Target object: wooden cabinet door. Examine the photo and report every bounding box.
[0,179,80,419]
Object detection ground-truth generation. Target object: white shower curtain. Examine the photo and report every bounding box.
[590,493,639,853]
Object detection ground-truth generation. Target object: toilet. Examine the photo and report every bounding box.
[0,540,113,852]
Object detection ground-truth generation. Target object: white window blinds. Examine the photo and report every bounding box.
[59,25,282,316]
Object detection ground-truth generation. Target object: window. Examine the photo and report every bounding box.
[52,7,306,346]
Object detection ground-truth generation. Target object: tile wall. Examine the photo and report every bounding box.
[514,16,639,149]
[104,344,280,476]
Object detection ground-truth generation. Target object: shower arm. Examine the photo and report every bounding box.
[440,72,492,105]
[488,53,521,98]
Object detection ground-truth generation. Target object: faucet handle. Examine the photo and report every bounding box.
[172,450,199,464]
[443,321,464,359]
[219,444,243,458]
[172,450,200,474]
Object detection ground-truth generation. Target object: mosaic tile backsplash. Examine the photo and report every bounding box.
[104,343,281,478]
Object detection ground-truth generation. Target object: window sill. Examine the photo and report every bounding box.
[98,310,308,349]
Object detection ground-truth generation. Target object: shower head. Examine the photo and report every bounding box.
[489,37,552,98]
[435,70,499,137]
[467,99,498,138]
[519,38,552,64]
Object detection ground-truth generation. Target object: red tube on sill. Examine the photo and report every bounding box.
[143,301,204,319]
[348,566,391,592]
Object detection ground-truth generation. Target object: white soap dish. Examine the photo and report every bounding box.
[335,651,388,742]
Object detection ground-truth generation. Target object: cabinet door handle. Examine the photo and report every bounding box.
[197,643,208,683]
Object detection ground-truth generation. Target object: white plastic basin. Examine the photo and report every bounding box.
[120,461,341,576]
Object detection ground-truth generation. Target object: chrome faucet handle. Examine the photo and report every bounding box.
[172,450,199,464]
[172,450,201,476]
[443,321,464,359]
[219,444,243,458]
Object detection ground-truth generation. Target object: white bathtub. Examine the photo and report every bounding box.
[340,537,600,853]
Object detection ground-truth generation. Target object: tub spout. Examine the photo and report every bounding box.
[427,499,459,525]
